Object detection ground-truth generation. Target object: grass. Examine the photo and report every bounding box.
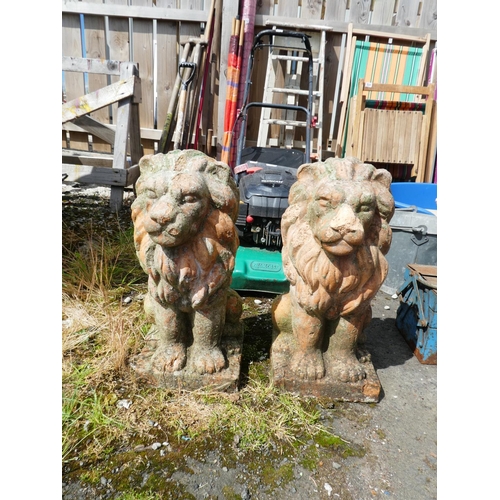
[61,204,349,491]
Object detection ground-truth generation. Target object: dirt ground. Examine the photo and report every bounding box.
[62,184,437,499]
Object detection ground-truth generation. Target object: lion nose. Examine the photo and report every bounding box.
[330,205,363,237]
[149,197,175,225]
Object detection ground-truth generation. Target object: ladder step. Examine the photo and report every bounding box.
[271,54,320,63]
[264,119,308,127]
[271,88,321,97]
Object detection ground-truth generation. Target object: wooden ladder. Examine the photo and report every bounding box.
[257,28,325,162]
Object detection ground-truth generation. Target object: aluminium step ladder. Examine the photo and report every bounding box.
[257,28,325,161]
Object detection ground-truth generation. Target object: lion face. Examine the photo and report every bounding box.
[138,170,211,247]
[308,180,378,257]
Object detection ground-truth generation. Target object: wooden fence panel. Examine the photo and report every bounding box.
[371,0,396,26]
[324,0,348,22]
[62,10,88,152]
[62,0,437,160]
[156,16,178,141]
[105,0,131,130]
[255,0,274,17]
[394,0,421,28]
[132,0,155,132]
[420,0,437,30]
[349,0,372,24]
[85,3,111,152]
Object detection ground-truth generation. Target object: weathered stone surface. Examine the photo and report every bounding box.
[271,157,395,402]
[130,150,243,390]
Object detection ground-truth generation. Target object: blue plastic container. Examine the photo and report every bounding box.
[390,182,437,215]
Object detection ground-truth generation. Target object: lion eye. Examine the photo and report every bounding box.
[359,204,373,213]
[181,194,198,204]
[145,189,158,199]
[317,197,332,208]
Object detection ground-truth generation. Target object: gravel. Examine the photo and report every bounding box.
[62,183,437,500]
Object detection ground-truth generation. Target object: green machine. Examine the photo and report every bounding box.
[230,29,315,294]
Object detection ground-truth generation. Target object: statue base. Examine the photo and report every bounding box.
[271,332,381,403]
[131,325,244,393]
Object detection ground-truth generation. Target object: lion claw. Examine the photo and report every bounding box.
[151,343,187,373]
[191,346,226,375]
[290,350,326,380]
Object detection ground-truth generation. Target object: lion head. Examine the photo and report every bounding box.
[131,150,240,310]
[281,156,394,317]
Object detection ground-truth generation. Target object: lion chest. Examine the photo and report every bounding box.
[148,240,231,310]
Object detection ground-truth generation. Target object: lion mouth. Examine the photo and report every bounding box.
[321,240,355,256]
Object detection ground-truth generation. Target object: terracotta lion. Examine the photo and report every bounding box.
[273,157,394,383]
[131,150,240,375]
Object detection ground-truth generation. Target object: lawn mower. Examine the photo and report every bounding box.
[229,29,316,294]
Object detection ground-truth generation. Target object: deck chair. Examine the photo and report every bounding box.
[346,79,436,183]
[335,29,431,160]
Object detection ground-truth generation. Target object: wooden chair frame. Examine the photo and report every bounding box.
[348,79,435,182]
[62,57,143,210]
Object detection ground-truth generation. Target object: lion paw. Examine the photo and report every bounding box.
[151,343,187,372]
[191,346,226,375]
[290,350,326,380]
[331,359,367,383]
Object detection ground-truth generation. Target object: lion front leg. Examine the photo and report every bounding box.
[189,294,227,375]
[325,306,371,383]
[289,296,325,381]
[146,294,188,372]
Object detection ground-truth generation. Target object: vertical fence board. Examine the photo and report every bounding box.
[394,0,420,28]
[131,0,155,133]
[276,0,299,18]
[300,0,322,19]
[85,7,112,151]
[62,11,88,151]
[349,0,372,24]
[371,0,397,26]
[420,0,437,30]
[325,0,348,22]
[256,0,274,17]
[156,17,178,140]
[104,0,130,128]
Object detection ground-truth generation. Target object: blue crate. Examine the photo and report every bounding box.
[396,264,437,364]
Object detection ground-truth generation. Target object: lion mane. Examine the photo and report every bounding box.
[131,150,239,312]
[281,156,395,319]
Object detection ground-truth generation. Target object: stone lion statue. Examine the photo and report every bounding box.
[131,150,240,376]
[272,157,394,384]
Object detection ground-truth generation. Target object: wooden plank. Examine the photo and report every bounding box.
[179,0,203,43]
[255,0,274,17]
[257,16,437,41]
[276,0,299,18]
[394,0,421,28]
[62,1,207,22]
[371,0,397,26]
[156,1,178,144]
[69,115,116,144]
[62,11,88,151]
[64,121,163,140]
[349,0,372,24]
[62,163,129,185]
[84,3,110,129]
[420,0,437,30]
[63,151,115,168]
[132,0,155,131]
[62,56,122,75]
[300,0,322,20]
[325,0,348,21]
[104,0,131,125]
[62,76,138,123]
